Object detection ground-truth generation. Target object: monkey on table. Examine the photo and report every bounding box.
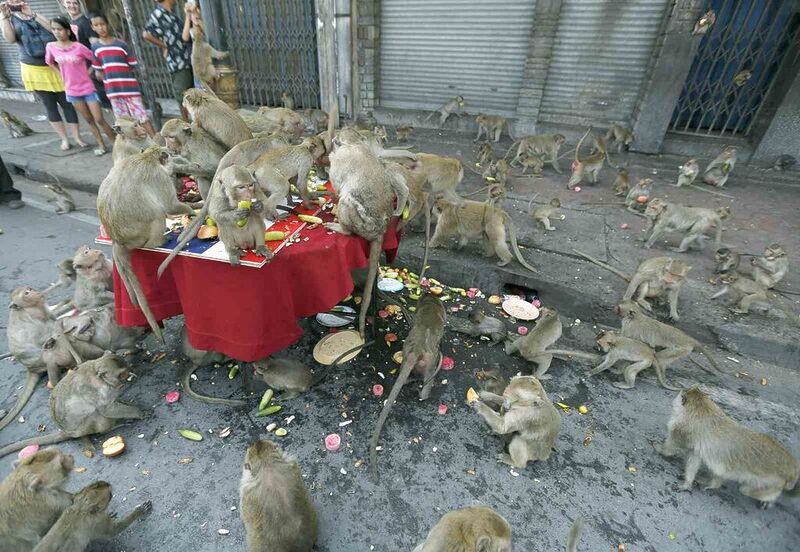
[655,387,800,507]
[183,88,252,149]
[160,118,228,198]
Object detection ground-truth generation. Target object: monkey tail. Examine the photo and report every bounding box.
[157,194,213,279]
[575,127,592,163]
[542,349,602,363]
[0,372,42,432]
[310,340,375,388]
[113,243,164,344]
[653,358,682,391]
[572,249,631,282]
[181,363,246,407]
[369,352,418,480]
[505,215,538,274]
[418,195,432,282]
[526,193,540,214]
[0,352,12,361]
[0,430,71,459]
[565,517,585,552]
[694,345,726,374]
[503,139,521,160]
[358,240,383,338]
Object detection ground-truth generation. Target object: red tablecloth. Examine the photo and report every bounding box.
[113,219,401,361]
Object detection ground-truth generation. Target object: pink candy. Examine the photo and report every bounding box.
[372,384,384,397]
[532,299,542,308]
[18,444,39,459]
[620,223,629,230]
[466,289,478,299]
[438,404,448,415]
[573,186,582,192]
[165,391,180,404]
[517,326,529,335]
[378,310,389,319]
[324,433,341,452]
[441,356,454,371]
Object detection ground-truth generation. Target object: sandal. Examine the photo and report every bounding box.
[60,141,71,151]
[93,148,107,156]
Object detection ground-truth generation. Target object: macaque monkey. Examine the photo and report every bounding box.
[97,147,195,342]
[506,134,566,173]
[240,440,318,551]
[623,257,690,320]
[0,108,33,138]
[674,158,699,187]
[370,294,445,477]
[191,25,228,89]
[178,326,242,407]
[0,353,145,458]
[40,183,76,214]
[183,88,252,149]
[474,113,508,142]
[451,309,507,345]
[519,153,544,175]
[334,126,415,163]
[383,160,428,232]
[62,305,145,355]
[373,125,388,145]
[472,375,561,468]
[505,307,562,378]
[0,449,74,551]
[327,141,409,336]
[32,481,152,552]
[693,9,716,35]
[301,108,328,133]
[714,247,740,276]
[528,196,562,231]
[476,142,495,166]
[475,365,508,395]
[405,153,463,204]
[215,132,292,177]
[256,106,307,138]
[612,167,630,196]
[70,246,114,309]
[280,91,294,110]
[486,183,507,206]
[703,147,737,187]
[111,116,156,165]
[424,95,465,127]
[490,159,510,188]
[751,243,788,289]
[588,330,681,390]
[616,301,721,372]
[624,178,653,213]
[412,506,512,552]
[160,118,228,197]
[644,200,729,252]
[1,287,54,431]
[395,124,413,143]
[41,318,105,387]
[568,129,606,189]
[252,357,317,398]
[604,123,633,152]
[655,387,800,506]
[710,273,769,315]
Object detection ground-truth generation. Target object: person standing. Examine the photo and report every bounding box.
[0,154,23,209]
[0,0,83,151]
[143,0,192,120]
[46,16,115,155]
[59,0,110,109]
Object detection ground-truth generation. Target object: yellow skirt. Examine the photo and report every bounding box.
[20,63,64,93]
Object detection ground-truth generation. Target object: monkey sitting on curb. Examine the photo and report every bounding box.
[654,387,800,507]
[471,375,562,468]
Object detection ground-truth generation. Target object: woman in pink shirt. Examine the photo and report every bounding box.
[45,16,114,155]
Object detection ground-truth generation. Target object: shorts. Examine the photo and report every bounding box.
[109,96,149,123]
[171,68,194,105]
[66,92,100,104]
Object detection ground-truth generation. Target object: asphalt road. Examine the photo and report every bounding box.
[0,179,798,551]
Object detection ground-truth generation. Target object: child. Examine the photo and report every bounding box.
[44,16,115,155]
[91,12,157,138]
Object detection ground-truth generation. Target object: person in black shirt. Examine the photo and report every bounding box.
[59,0,110,108]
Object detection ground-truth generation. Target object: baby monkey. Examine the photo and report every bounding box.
[33,481,152,552]
[710,273,769,315]
[625,178,653,213]
[674,159,699,187]
[655,388,800,506]
[451,309,507,345]
[751,243,788,289]
[252,357,317,398]
[528,195,562,231]
[395,125,413,143]
[714,247,740,275]
[612,167,630,196]
[605,123,633,152]
[412,506,511,552]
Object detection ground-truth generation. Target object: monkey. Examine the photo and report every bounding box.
[623,178,653,213]
[489,159,510,189]
[239,440,318,552]
[474,365,509,395]
[32,481,152,552]
[504,307,562,378]
[616,301,721,373]
[411,506,512,552]
[70,246,114,310]
[429,198,539,274]
[62,305,145,355]
[333,126,415,163]
[486,183,507,206]
[0,353,144,458]
[751,243,788,289]
[252,357,321,399]
[1,287,55,432]
[528,195,562,231]
[326,141,409,337]
[41,317,106,388]
[623,257,690,321]
[300,108,328,133]
[383,160,429,232]
[703,147,737,187]
[160,118,228,198]
[474,113,508,143]
[588,330,681,390]
[643,200,729,252]
[450,309,507,345]
[215,132,292,179]
[471,375,561,468]
[183,88,252,149]
[518,153,544,176]
[238,109,280,135]
[423,95,465,127]
[111,116,157,165]
[405,153,464,204]
[42,257,76,295]
[604,123,634,153]
[256,106,306,138]
[713,247,740,278]
[674,158,699,187]
[710,273,771,315]
[39,183,76,214]
[280,92,294,110]
[370,294,445,477]
[506,134,566,173]
[0,109,33,138]
[395,124,413,143]
[567,128,606,189]
[97,147,194,342]
[178,326,244,407]
[373,125,388,145]
[190,25,228,90]
[0,448,74,551]
[692,9,716,35]
[475,141,495,166]
[655,387,800,506]
[612,167,630,196]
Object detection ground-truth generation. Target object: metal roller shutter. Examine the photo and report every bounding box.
[379,0,537,118]
[538,0,669,127]
[0,1,67,87]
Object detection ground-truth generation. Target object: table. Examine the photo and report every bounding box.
[111,213,401,362]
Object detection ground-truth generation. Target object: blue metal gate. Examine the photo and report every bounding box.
[669,0,800,137]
